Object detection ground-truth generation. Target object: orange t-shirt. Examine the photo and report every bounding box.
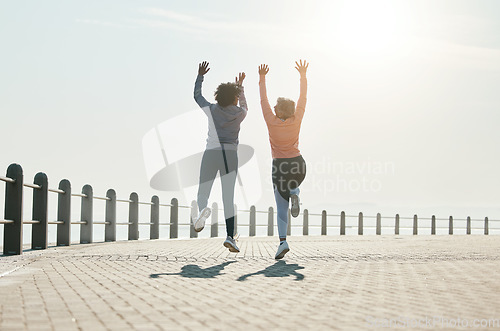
[259,75,307,159]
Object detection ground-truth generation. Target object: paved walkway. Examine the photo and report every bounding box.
[1,235,500,330]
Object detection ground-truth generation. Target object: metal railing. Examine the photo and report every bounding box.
[0,163,498,256]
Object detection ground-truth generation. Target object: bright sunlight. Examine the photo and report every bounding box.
[319,1,413,55]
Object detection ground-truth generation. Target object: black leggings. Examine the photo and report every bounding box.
[272,155,306,201]
[197,145,238,237]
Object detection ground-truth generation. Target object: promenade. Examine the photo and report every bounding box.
[1,235,499,330]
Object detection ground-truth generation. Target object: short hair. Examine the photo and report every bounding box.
[276,97,296,120]
[214,83,242,107]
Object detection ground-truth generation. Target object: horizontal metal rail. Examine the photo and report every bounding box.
[4,162,500,258]
[0,176,15,183]
[23,183,41,190]
[48,188,65,194]
[93,196,111,201]
[23,220,41,224]
[194,223,498,231]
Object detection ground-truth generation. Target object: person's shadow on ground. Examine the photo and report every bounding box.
[237,260,305,281]
[150,261,236,279]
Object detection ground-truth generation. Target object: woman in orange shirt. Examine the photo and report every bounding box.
[259,60,308,259]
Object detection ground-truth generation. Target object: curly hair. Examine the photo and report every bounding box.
[214,82,242,107]
[276,97,296,120]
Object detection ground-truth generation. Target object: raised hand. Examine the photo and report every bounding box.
[198,61,210,76]
[235,72,246,86]
[258,64,269,76]
[295,60,309,75]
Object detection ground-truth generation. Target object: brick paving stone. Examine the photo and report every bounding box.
[1,236,500,330]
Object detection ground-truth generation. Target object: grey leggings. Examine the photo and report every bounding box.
[272,155,306,239]
[197,145,238,236]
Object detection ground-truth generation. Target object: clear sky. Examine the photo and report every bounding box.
[1,0,500,231]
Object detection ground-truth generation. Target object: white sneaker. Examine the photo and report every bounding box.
[191,206,199,223]
[275,241,290,259]
[291,194,300,217]
[223,236,240,253]
[194,207,211,232]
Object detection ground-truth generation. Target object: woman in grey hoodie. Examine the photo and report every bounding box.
[193,61,247,252]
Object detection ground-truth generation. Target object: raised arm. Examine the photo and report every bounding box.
[194,61,211,109]
[295,60,308,119]
[258,64,274,122]
[235,72,248,112]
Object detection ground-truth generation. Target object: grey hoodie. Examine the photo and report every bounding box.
[194,75,247,150]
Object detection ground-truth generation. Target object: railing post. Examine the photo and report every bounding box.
[170,198,178,239]
[358,212,363,235]
[57,180,71,246]
[3,164,23,255]
[303,209,309,236]
[340,211,345,235]
[32,172,48,250]
[449,216,453,235]
[80,185,93,244]
[431,215,436,235]
[129,193,139,240]
[287,209,291,236]
[376,213,381,235]
[321,210,327,235]
[151,196,159,240]
[105,189,116,242]
[466,216,471,235]
[249,205,256,237]
[234,204,238,236]
[484,217,489,235]
[267,207,274,236]
[413,214,418,235]
[211,202,218,238]
[190,200,198,238]
[395,214,400,235]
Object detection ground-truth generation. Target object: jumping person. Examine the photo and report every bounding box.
[259,60,308,259]
[193,61,247,253]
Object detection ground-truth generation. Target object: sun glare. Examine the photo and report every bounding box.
[320,1,410,55]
